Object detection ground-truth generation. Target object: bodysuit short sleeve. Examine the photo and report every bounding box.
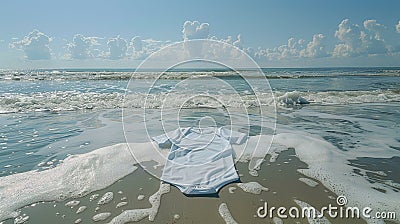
[151,128,191,148]
[153,127,246,195]
[219,127,247,145]
[151,128,182,148]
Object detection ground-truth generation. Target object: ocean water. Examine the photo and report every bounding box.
[0,67,399,223]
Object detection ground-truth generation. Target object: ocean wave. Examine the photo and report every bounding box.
[286,90,400,105]
[1,70,400,81]
[0,71,238,81]
[0,90,399,113]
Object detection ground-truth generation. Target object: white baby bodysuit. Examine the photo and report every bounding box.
[152,127,246,195]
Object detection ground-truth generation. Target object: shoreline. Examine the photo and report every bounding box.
[3,149,363,224]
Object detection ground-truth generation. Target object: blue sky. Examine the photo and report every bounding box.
[1,0,400,68]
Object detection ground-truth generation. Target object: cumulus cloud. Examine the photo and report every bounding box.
[131,36,143,52]
[361,31,387,55]
[10,29,51,60]
[182,21,210,40]
[128,36,146,59]
[335,19,361,43]
[363,19,385,39]
[255,37,305,60]
[332,43,352,57]
[127,37,170,60]
[181,21,211,58]
[333,19,388,57]
[107,36,127,59]
[10,18,400,64]
[67,34,100,59]
[233,34,243,49]
[300,34,328,58]
[333,19,362,57]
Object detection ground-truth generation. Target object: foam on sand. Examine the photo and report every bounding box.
[218,203,238,224]
[14,214,29,224]
[76,206,87,214]
[65,200,80,208]
[107,183,170,223]
[294,200,331,224]
[92,212,112,222]
[137,195,145,201]
[235,125,400,223]
[116,202,128,208]
[298,178,319,187]
[1,122,399,223]
[0,143,137,221]
[98,192,114,205]
[90,194,100,201]
[273,217,283,224]
[108,209,148,223]
[228,187,236,194]
[236,182,268,195]
[272,131,400,224]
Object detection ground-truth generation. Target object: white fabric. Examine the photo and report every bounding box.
[152,127,246,195]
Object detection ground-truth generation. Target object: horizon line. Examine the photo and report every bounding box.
[1,66,400,72]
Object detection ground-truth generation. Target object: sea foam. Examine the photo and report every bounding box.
[0,130,399,223]
[1,90,399,113]
[0,143,137,221]
[273,131,400,224]
[92,212,112,222]
[236,182,269,195]
[218,203,238,224]
[107,183,170,223]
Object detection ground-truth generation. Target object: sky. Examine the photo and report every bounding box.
[1,0,400,69]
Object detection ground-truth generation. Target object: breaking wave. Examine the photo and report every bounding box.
[0,90,399,113]
[1,69,400,81]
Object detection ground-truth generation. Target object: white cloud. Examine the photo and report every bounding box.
[361,31,387,55]
[142,38,168,49]
[333,43,352,57]
[333,19,362,57]
[131,36,143,52]
[363,19,385,39]
[219,35,233,44]
[233,34,243,49]
[198,34,249,59]
[300,34,328,58]
[257,37,304,60]
[333,19,388,57]
[182,21,210,40]
[181,21,211,59]
[297,39,306,46]
[107,36,127,59]
[8,18,400,66]
[128,36,147,59]
[127,37,170,60]
[10,29,51,60]
[335,19,361,43]
[67,34,100,59]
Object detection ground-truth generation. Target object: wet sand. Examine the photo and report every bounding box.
[4,149,367,224]
[350,156,400,194]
